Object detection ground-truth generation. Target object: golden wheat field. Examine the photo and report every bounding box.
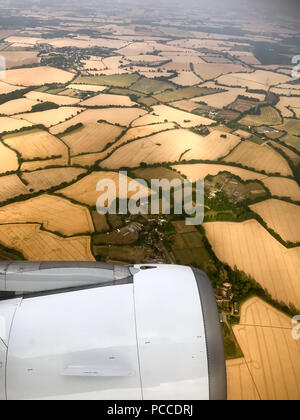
[172,163,266,181]
[204,220,300,308]
[58,171,150,206]
[70,152,106,167]
[0,174,30,203]
[0,141,19,174]
[262,177,300,201]
[21,167,87,192]
[50,108,147,134]
[0,223,94,261]
[250,199,300,243]
[226,358,260,400]
[0,98,38,115]
[14,107,84,128]
[224,141,293,176]
[118,122,175,143]
[131,104,215,128]
[21,157,69,172]
[80,93,136,107]
[231,297,300,400]
[0,116,33,134]
[101,129,240,169]
[67,84,107,92]
[3,129,68,163]
[25,90,81,106]
[0,80,25,95]
[62,121,123,156]
[4,66,74,86]
[0,194,94,236]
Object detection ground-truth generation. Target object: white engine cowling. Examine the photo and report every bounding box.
[0,262,226,400]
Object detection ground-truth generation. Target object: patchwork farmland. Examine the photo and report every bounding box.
[0,2,299,401]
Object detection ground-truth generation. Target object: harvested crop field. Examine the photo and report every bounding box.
[217,70,291,91]
[231,297,300,400]
[250,199,300,243]
[170,100,200,112]
[25,91,81,106]
[61,121,124,156]
[67,84,107,92]
[0,80,25,95]
[204,220,300,308]
[239,106,282,127]
[234,129,252,139]
[0,140,20,174]
[51,108,146,134]
[132,105,214,128]
[4,66,74,86]
[57,171,150,206]
[21,167,87,192]
[80,93,136,107]
[276,96,300,118]
[0,98,38,115]
[0,116,33,134]
[192,88,264,109]
[0,223,94,261]
[262,177,300,201]
[0,174,30,203]
[3,129,68,163]
[193,63,248,81]
[0,51,40,69]
[0,194,94,236]
[171,71,202,86]
[223,141,293,176]
[101,129,240,169]
[70,152,105,167]
[117,122,175,144]
[172,163,266,182]
[14,107,84,128]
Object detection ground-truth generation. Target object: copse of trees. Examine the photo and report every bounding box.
[30,102,59,112]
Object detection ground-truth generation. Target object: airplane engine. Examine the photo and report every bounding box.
[0,262,226,400]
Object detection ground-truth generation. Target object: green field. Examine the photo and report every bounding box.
[281,133,300,152]
[222,322,244,360]
[74,73,140,88]
[93,244,153,263]
[130,76,174,94]
[171,222,215,272]
[154,86,221,102]
[132,167,185,184]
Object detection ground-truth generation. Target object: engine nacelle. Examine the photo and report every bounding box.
[0,262,226,400]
